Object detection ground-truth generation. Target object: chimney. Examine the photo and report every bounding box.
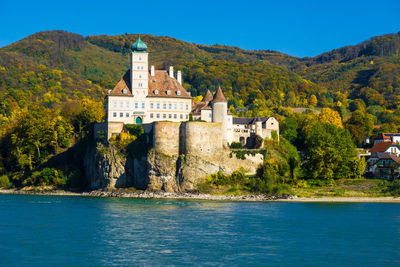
[177,70,182,84]
[151,65,155,77]
[169,66,174,78]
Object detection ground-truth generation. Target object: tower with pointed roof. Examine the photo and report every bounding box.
[212,86,229,145]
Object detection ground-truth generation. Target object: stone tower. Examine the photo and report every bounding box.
[212,86,228,145]
[255,117,262,137]
[130,35,149,123]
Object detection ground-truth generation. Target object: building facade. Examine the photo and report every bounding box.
[106,36,192,126]
[104,36,279,146]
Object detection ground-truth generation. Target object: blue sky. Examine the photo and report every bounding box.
[0,0,399,57]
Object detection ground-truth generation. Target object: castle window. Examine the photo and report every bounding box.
[139,57,142,61]
[113,112,117,117]
[186,104,189,110]
[143,90,145,95]
[150,103,154,109]
[163,103,166,109]
[142,103,145,109]
[163,114,166,119]
[186,115,189,119]
[155,90,159,95]
[169,114,172,119]
[169,103,172,109]
[177,91,181,96]
[180,114,183,119]
[157,103,160,109]
[150,113,153,118]
[120,102,123,108]
[120,113,123,117]
[156,113,160,118]
[113,101,117,108]
[174,103,177,109]
[126,101,130,108]
[126,113,129,117]
[139,75,142,79]
[174,114,177,119]
[137,66,140,70]
[180,103,183,110]
[167,90,171,95]
[135,103,138,109]
[141,66,143,70]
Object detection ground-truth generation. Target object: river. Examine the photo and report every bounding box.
[0,194,399,266]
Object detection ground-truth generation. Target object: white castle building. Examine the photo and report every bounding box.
[105,36,279,147]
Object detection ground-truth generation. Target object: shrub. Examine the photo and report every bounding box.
[0,175,11,188]
[125,124,144,137]
[230,142,243,149]
[387,179,400,196]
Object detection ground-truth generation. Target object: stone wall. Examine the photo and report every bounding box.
[152,121,180,156]
[183,121,224,156]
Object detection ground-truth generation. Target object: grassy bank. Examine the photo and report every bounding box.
[197,172,400,198]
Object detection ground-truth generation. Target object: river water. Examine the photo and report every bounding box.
[0,194,399,266]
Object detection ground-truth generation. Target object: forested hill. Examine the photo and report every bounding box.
[1,30,400,189]
[1,30,400,117]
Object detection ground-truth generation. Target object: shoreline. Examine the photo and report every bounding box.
[1,188,400,203]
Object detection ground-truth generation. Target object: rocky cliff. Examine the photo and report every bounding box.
[83,142,263,193]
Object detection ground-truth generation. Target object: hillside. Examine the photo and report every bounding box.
[0,30,399,117]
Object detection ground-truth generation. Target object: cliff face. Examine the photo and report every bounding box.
[83,142,263,193]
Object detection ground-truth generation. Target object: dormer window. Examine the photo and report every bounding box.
[167,90,171,95]
[177,91,181,96]
[123,89,127,94]
[155,90,159,95]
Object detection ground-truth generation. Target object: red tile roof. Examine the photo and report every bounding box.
[148,70,191,99]
[108,70,192,99]
[212,86,227,103]
[108,71,132,96]
[370,142,397,153]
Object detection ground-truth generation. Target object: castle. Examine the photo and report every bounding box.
[104,36,279,148]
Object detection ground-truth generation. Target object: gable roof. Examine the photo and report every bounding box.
[378,153,400,163]
[232,116,274,125]
[108,71,132,96]
[108,70,192,99]
[370,142,398,154]
[148,70,192,99]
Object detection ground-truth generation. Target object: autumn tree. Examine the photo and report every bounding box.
[318,108,343,128]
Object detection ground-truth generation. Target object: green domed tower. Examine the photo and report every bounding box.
[131,35,147,53]
[130,35,149,120]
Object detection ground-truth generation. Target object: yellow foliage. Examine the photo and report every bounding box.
[0,66,6,71]
[370,60,374,64]
[318,108,343,128]
[193,95,203,102]
[309,94,318,106]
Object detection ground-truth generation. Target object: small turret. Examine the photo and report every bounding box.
[202,90,213,103]
[212,86,227,103]
[212,86,228,146]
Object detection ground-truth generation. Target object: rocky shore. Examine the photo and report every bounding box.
[1,188,400,202]
[0,188,292,201]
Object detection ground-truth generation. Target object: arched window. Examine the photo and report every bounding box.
[154,90,159,95]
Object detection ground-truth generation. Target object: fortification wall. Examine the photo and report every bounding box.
[183,122,224,156]
[152,121,180,156]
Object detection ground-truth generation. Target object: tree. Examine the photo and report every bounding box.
[280,117,298,144]
[318,108,343,128]
[302,123,358,180]
[309,94,318,107]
